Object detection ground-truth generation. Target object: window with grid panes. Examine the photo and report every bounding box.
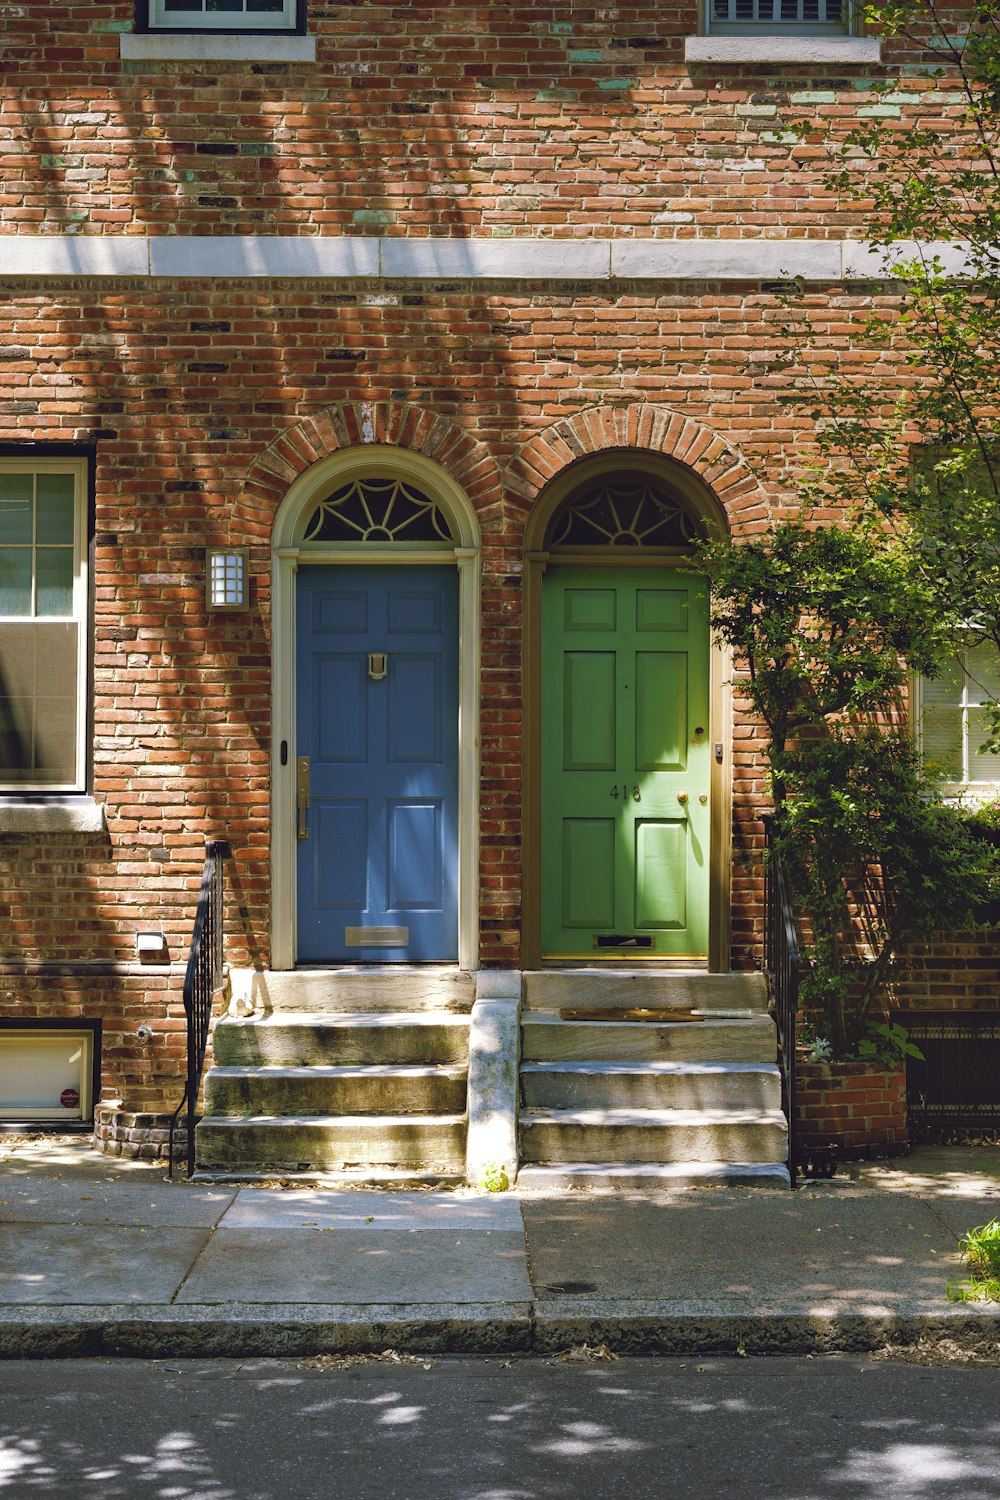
[0,461,88,794]
[142,0,301,32]
[706,0,851,34]
[919,639,1000,791]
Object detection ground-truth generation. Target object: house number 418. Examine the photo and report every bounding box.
[610,785,641,801]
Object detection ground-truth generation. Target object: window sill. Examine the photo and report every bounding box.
[0,799,106,835]
[685,36,881,64]
[120,33,316,64]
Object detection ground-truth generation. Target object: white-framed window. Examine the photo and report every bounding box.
[0,458,89,795]
[917,638,1000,792]
[142,0,301,32]
[705,0,852,33]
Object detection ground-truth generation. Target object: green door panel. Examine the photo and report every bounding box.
[563,818,616,927]
[541,567,710,960]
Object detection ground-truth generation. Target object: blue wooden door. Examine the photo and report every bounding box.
[295,565,459,962]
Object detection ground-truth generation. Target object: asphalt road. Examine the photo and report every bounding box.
[2,1355,1000,1500]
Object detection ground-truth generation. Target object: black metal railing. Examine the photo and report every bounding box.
[762,813,800,1183]
[169,839,231,1178]
[898,1011,1000,1140]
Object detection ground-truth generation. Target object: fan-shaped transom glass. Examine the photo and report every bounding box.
[548,476,702,549]
[302,477,455,545]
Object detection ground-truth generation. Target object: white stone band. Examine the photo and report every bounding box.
[0,236,971,282]
[685,36,881,64]
[120,34,316,63]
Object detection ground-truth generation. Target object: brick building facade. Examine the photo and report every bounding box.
[0,3,995,1161]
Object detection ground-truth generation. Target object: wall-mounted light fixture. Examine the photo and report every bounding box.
[135,930,167,960]
[206,547,250,611]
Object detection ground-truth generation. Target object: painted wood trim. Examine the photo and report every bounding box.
[522,552,727,970]
[270,453,480,971]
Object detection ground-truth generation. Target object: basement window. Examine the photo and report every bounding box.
[139,0,303,32]
[0,1024,99,1125]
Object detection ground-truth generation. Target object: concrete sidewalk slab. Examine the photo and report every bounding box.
[0,1225,212,1305]
[0,1136,999,1359]
[177,1226,532,1304]
[0,1178,234,1229]
[521,1192,964,1312]
[221,1187,522,1231]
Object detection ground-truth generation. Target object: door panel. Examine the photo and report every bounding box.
[635,652,687,770]
[563,653,616,770]
[296,564,458,962]
[635,819,687,929]
[541,567,710,960]
[562,818,617,927]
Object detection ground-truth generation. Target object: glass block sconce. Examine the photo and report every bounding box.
[206,547,250,611]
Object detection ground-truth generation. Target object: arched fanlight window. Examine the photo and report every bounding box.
[301,476,455,544]
[549,475,702,549]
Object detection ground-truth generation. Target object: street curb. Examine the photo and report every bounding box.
[0,1301,998,1360]
[0,1304,535,1359]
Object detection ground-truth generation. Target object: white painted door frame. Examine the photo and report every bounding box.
[269,450,481,971]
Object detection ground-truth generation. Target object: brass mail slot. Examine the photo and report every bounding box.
[594,934,655,950]
[345,926,409,947]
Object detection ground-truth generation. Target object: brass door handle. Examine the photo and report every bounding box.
[296,756,310,840]
[676,792,688,804]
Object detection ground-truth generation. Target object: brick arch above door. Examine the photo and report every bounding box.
[502,403,771,539]
[237,401,502,535]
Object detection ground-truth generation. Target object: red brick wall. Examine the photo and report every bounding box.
[0,3,992,1112]
[797,1059,909,1158]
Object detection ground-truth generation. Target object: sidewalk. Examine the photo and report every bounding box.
[2,1136,999,1359]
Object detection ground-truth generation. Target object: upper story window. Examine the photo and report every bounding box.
[706,0,851,33]
[0,459,89,795]
[918,639,1000,794]
[140,0,302,33]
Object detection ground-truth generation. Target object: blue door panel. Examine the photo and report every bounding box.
[388,656,442,763]
[388,800,443,909]
[296,565,459,962]
[313,801,367,907]
[316,657,368,762]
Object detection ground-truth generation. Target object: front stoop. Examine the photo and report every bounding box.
[518,971,790,1190]
[196,989,470,1181]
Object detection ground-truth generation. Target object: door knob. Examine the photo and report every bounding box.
[677,792,688,804]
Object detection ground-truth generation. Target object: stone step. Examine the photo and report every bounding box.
[229,968,476,1015]
[516,1162,792,1191]
[521,1012,776,1064]
[205,1064,467,1118]
[519,1107,788,1165]
[521,1061,781,1112]
[522,970,768,1014]
[212,1012,470,1068]
[196,1114,467,1172]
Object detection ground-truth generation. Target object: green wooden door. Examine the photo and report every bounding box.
[540,567,710,961]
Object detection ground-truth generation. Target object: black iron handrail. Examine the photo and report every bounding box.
[762,812,800,1183]
[169,839,231,1178]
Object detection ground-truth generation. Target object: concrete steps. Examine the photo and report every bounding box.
[519,971,789,1189]
[520,1107,789,1164]
[196,1114,467,1173]
[521,1060,781,1112]
[197,998,469,1179]
[205,1063,467,1117]
[213,1012,470,1067]
[522,1012,776,1064]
